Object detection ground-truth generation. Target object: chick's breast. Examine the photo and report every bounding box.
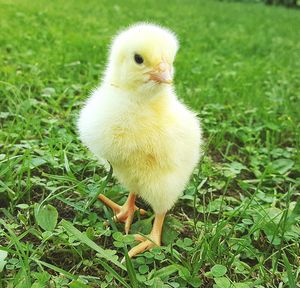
[78,88,202,213]
[129,99,201,214]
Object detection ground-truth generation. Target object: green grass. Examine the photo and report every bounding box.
[1,0,300,287]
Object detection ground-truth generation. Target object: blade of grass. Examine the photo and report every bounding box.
[32,258,77,280]
[282,252,296,288]
[123,245,139,288]
[0,219,31,286]
[154,264,178,278]
[94,257,131,288]
[61,220,132,287]
[84,164,113,211]
[60,220,125,270]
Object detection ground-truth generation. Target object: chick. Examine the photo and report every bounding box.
[77,23,202,257]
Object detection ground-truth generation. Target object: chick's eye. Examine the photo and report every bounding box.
[134,54,144,64]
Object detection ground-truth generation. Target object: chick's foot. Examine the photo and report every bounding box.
[128,234,159,258]
[98,192,146,234]
[128,213,166,258]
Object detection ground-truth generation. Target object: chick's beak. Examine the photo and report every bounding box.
[149,62,173,84]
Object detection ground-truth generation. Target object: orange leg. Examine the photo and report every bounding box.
[128,213,166,258]
[98,192,146,234]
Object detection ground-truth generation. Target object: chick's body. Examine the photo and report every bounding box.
[78,23,202,257]
[78,84,201,213]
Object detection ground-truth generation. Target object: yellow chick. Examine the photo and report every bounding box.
[77,23,202,257]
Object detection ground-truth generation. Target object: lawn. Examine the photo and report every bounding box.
[0,0,299,287]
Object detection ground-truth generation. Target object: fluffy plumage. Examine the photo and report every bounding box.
[77,23,202,256]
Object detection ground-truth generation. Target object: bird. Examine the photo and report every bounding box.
[77,23,202,258]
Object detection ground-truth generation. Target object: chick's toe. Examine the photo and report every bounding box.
[98,193,146,234]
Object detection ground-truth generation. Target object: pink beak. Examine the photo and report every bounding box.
[149,62,173,84]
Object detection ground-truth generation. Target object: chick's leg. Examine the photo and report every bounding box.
[129,213,166,258]
[98,192,146,234]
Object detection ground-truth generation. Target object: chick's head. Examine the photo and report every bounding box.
[105,23,179,96]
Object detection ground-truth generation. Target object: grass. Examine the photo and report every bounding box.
[0,0,299,287]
